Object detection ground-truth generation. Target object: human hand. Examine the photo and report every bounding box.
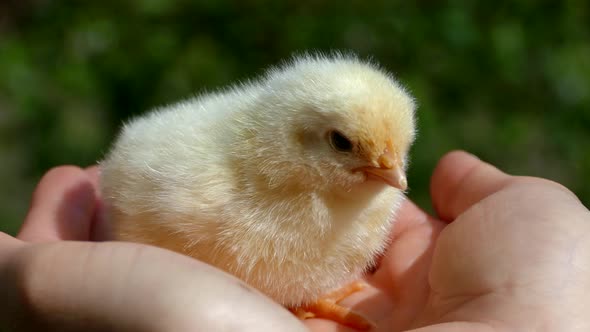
[305,151,590,331]
[0,166,306,332]
[4,152,589,332]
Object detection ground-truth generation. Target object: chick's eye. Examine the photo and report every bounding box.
[328,130,353,152]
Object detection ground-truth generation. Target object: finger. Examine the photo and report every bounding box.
[18,166,97,242]
[0,242,306,332]
[430,150,511,222]
[366,200,437,279]
[390,199,437,240]
[333,200,445,331]
[84,165,100,191]
[84,165,110,241]
[368,200,444,319]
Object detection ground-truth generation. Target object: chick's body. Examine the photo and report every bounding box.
[100,54,416,308]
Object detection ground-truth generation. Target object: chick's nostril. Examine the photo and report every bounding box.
[378,154,395,169]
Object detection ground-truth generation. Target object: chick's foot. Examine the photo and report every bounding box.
[291,282,374,330]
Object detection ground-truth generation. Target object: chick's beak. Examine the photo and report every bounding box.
[362,152,407,190]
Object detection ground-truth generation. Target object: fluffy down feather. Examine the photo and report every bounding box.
[100,52,416,307]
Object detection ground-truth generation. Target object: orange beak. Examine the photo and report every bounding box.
[359,152,407,190]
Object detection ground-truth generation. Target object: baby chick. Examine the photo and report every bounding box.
[100,53,416,330]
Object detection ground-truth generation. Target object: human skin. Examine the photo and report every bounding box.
[1,150,589,331]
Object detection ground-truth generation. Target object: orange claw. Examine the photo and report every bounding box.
[290,282,375,330]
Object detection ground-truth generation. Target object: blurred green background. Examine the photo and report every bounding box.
[1,1,589,235]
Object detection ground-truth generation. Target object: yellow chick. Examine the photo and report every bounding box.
[100,53,416,330]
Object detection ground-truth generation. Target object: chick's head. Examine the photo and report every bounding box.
[245,54,416,193]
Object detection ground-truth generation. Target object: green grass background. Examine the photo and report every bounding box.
[1,1,589,235]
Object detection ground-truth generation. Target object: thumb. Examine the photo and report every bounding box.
[430,151,511,222]
[0,242,306,332]
[18,166,96,242]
